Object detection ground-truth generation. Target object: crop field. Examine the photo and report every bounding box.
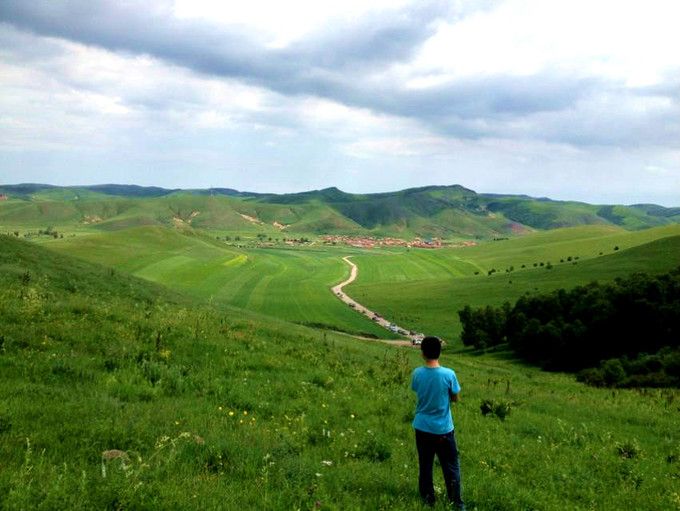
[1,234,678,510]
[46,227,389,339]
[42,223,680,344]
[347,225,680,340]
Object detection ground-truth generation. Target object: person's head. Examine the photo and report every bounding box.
[421,336,441,360]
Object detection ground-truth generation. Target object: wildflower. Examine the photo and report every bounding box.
[243,410,248,416]
[175,421,180,425]
[321,460,332,466]
[350,414,355,419]
[229,411,234,416]
[218,406,223,411]
[315,472,322,477]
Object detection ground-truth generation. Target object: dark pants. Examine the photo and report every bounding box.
[415,429,464,508]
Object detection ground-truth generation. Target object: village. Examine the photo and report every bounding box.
[320,234,477,249]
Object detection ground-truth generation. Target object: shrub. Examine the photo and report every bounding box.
[480,399,513,420]
[616,439,641,459]
[577,368,605,387]
[602,359,626,386]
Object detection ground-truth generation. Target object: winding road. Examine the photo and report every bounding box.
[331,256,422,345]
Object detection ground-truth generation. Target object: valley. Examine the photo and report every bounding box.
[0,184,679,510]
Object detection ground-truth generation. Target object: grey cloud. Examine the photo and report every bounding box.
[1,0,677,149]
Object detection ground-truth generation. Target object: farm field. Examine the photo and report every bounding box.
[0,234,678,510]
[46,226,390,339]
[347,225,680,340]
[41,223,680,345]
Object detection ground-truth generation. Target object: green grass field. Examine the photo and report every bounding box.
[1,235,678,510]
[4,184,679,240]
[41,223,680,344]
[347,225,680,340]
[46,226,389,339]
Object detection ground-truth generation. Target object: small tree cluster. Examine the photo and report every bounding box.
[459,267,680,386]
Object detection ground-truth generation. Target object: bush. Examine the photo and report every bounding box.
[616,439,642,459]
[602,359,626,386]
[480,399,512,420]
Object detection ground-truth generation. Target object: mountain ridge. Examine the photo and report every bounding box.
[1,183,679,238]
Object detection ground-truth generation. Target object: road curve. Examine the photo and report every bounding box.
[331,256,421,344]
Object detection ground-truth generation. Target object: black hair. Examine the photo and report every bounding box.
[421,336,441,360]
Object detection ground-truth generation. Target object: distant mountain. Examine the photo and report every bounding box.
[0,183,678,238]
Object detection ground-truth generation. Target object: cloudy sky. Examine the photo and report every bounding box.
[1,0,679,205]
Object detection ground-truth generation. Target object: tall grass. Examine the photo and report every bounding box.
[1,235,678,509]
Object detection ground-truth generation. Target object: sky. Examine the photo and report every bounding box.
[0,0,679,205]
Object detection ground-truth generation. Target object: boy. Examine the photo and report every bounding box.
[411,336,464,509]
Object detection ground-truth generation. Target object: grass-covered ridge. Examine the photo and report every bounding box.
[46,226,389,339]
[347,226,680,340]
[1,235,679,509]
[2,183,679,239]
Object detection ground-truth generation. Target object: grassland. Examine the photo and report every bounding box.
[3,183,679,239]
[347,225,680,340]
[1,235,678,510]
[45,226,389,339]
[38,223,680,344]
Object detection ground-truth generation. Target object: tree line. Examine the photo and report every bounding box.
[458,267,680,387]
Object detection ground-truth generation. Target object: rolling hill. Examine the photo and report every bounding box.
[1,232,679,509]
[346,225,680,340]
[2,183,678,239]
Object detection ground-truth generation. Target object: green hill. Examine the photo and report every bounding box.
[47,226,389,339]
[1,235,679,509]
[347,226,680,340]
[2,183,678,239]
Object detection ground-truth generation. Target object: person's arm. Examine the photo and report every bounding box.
[449,371,461,402]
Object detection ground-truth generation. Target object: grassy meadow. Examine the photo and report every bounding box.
[347,225,680,340]
[1,235,678,510]
[45,226,389,339]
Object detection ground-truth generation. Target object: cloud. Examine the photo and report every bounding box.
[4,0,678,151]
[0,1,679,204]
[4,0,660,147]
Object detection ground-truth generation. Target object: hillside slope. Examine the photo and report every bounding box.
[347,228,680,340]
[46,226,390,338]
[1,235,678,509]
[2,183,678,239]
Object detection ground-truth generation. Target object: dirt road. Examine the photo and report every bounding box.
[331,256,420,346]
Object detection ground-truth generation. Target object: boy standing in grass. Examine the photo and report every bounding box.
[411,336,464,509]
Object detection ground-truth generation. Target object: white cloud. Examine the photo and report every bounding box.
[173,0,413,48]
[0,1,679,204]
[409,0,680,86]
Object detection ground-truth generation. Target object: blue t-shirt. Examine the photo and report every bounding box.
[411,366,461,435]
